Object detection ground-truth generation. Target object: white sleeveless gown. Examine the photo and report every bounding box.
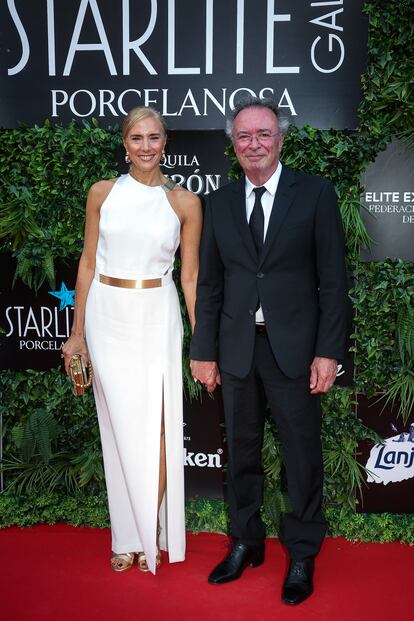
[85,173,185,574]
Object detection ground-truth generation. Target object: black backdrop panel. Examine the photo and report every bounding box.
[117,129,232,194]
[163,130,232,194]
[0,254,77,371]
[360,139,414,262]
[0,0,368,129]
[357,395,414,514]
[183,390,226,500]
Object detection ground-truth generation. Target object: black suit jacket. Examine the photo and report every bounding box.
[190,165,348,379]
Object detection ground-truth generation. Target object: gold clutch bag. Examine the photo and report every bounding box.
[69,354,93,396]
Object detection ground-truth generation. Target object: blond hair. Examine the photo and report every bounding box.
[122,106,167,141]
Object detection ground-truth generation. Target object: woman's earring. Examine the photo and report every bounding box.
[125,151,131,164]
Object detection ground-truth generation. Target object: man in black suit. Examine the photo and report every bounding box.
[190,96,348,605]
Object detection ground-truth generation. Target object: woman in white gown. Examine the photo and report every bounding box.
[62,107,202,574]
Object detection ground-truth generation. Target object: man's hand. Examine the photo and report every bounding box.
[310,357,337,394]
[190,360,221,393]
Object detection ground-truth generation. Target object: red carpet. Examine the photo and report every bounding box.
[0,525,412,621]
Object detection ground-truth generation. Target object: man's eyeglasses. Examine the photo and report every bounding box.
[234,131,280,145]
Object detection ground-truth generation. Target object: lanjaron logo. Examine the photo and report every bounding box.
[161,153,221,195]
[366,424,414,486]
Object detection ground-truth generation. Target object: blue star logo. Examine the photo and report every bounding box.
[48,282,75,311]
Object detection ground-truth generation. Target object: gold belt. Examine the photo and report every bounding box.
[99,274,163,289]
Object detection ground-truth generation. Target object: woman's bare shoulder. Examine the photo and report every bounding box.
[89,178,118,201]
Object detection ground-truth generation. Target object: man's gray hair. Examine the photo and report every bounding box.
[225,96,289,140]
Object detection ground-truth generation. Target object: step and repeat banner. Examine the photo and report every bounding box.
[1,1,387,503]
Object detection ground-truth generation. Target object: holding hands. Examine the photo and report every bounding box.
[190,360,221,393]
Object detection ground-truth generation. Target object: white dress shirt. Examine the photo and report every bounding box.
[245,162,282,323]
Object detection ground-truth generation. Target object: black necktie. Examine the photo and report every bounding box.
[249,186,266,253]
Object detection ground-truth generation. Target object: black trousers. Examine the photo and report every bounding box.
[220,330,327,560]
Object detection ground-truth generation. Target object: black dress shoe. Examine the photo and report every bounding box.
[208,542,265,584]
[282,558,314,605]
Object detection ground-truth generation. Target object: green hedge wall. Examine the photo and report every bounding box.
[1,1,413,542]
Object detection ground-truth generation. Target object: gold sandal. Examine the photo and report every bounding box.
[110,552,136,572]
[137,550,162,573]
[137,522,162,572]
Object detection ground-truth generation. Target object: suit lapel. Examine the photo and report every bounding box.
[230,176,258,263]
[259,166,296,267]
